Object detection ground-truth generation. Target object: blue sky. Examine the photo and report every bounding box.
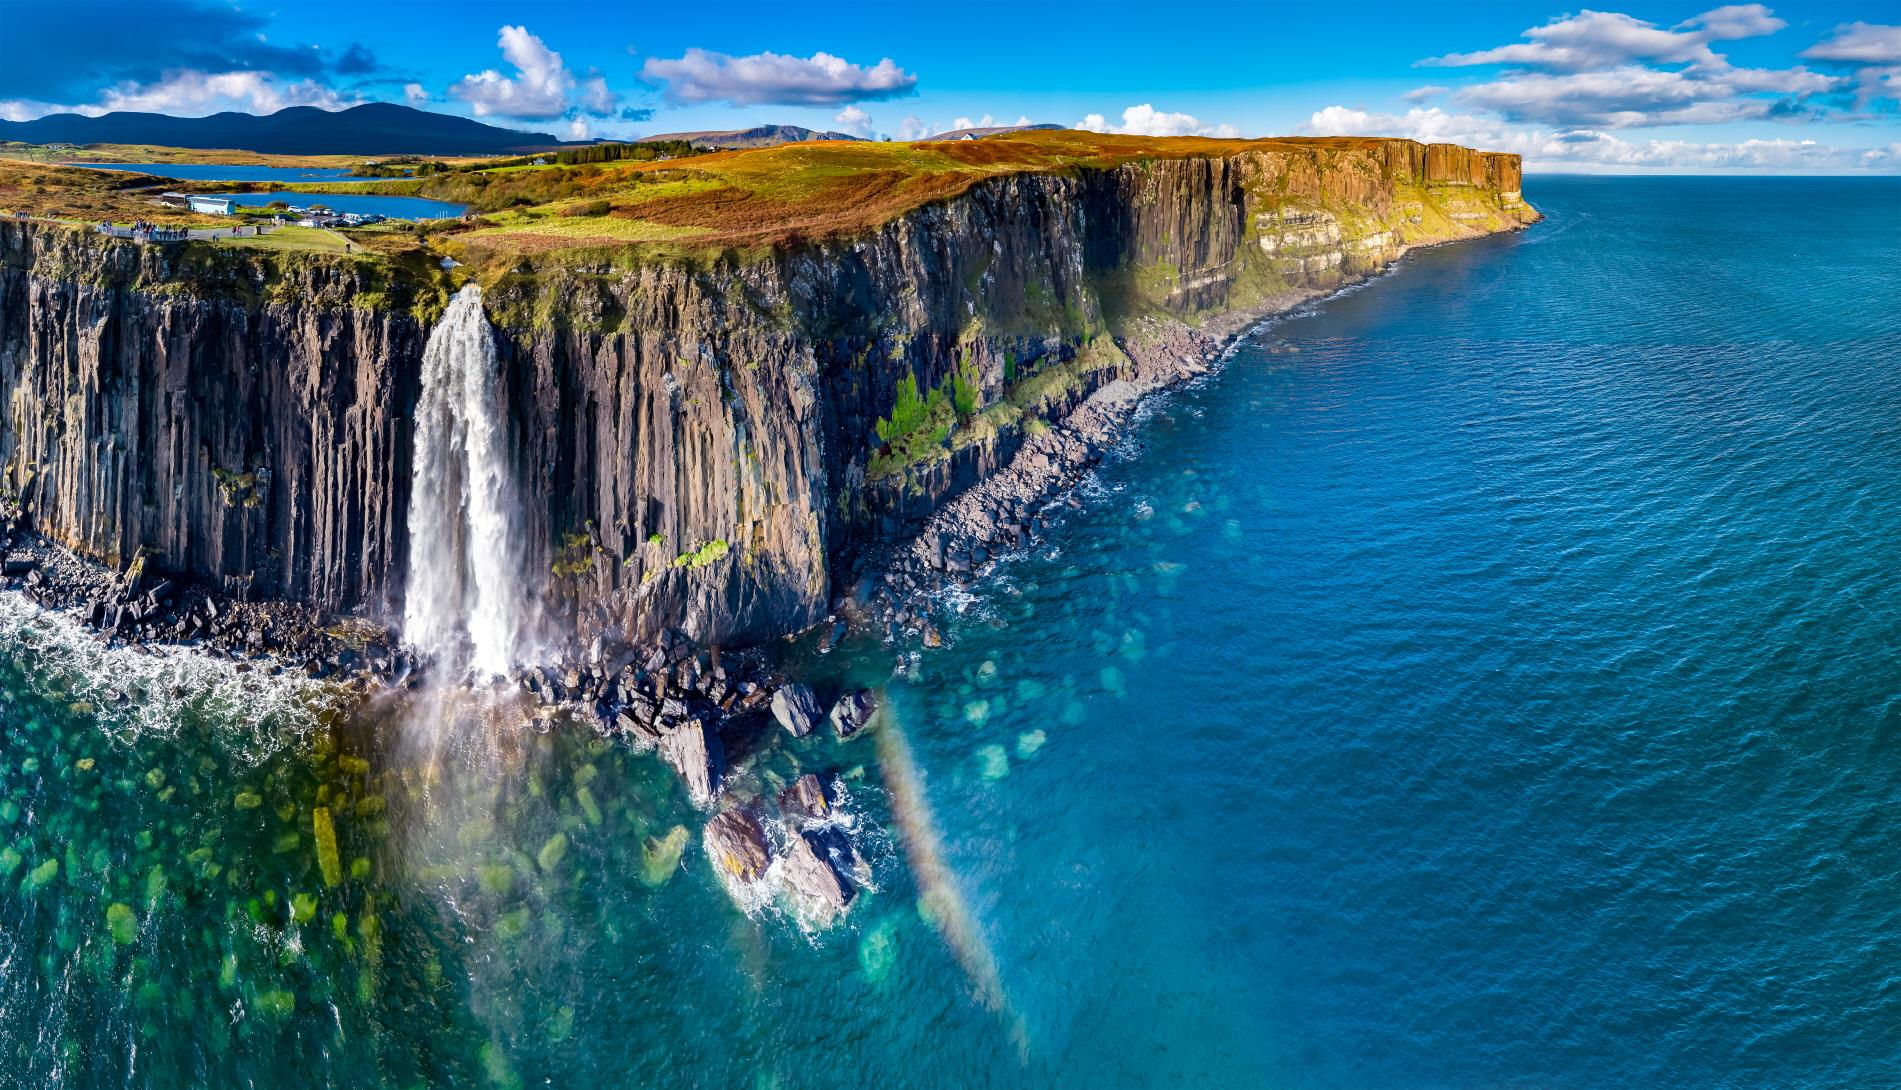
[3,1,1898,172]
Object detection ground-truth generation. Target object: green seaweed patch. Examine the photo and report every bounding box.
[312,806,342,887]
[106,902,139,946]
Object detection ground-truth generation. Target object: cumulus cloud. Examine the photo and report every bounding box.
[0,0,387,121]
[640,49,917,106]
[895,115,934,141]
[1424,5,1783,71]
[1454,63,1835,127]
[1,68,357,121]
[833,105,874,137]
[403,82,429,106]
[1803,22,1901,63]
[1078,104,1242,138]
[579,74,618,116]
[335,44,379,76]
[1801,22,1901,106]
[1415,5,1845,129]
[450,26,578,119]
[1302,103,1899,172]
[0,0,345,104]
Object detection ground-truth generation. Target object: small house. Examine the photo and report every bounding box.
[186,196,233,216]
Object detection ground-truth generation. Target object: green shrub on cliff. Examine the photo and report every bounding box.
[672,540,730,570]
[951,353,982,419]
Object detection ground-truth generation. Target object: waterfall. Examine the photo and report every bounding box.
[405,284,534,679]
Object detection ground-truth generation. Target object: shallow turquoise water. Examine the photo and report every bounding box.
[3,175,1899,1088]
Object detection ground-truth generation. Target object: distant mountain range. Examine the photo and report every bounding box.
[643,122,1067,150]
[642,124,867,150]
[0,104,1071,157]
[0,103,564,156]
[922,123,1065,141]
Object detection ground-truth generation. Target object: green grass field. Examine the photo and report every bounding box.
[216,225,355,254]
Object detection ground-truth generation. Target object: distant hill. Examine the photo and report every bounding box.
[923,123,1065,142]
[642,124,865,150]
[0,103,564,156]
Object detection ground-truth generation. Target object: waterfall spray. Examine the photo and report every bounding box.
[405,283,535,679]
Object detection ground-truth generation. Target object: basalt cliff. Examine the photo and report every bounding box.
[0,137,1536,658]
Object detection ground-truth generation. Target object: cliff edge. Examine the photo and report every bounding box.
[0,133,1537,656]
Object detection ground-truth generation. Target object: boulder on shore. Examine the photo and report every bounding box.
[782,830,854,922]
[829,690,879,739]
[704,809,772,883]
[660,717,724,807]
[770,683,822,738]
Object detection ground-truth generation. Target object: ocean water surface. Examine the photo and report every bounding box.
[2,175,1899,1088]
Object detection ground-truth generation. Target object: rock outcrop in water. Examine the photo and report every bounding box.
[0,140,1534,656]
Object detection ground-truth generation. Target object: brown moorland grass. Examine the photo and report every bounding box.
[0,159,220,225]
[440,130,1445,258]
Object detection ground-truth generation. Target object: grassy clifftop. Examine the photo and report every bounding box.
[418,131,1522,258]
[1,132,1530,323]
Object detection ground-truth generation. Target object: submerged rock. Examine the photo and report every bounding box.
[704,809,771,883]
[828,690,879,739]
[640,825,691,887]
[659,718,724,807]
[780,773,830,822]
[770,683,822,738]
[782,831,854,922]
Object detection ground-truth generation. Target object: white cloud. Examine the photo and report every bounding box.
[1077,104,1242,138]
[450,26,583,119]
[1425,5,1783,71]
[640,49,917,107]
[0,69,355,121]
[403,82,429,106]
[1453,63,1835,128]
[1302,103,1900,173]
[895,115,933,141]
[1801,21,1901,63]
[579,75,618,116]
[833,105,874,137]
[1800,22,1901,106]
[1418,6,1842,129]
[566,118,590,140]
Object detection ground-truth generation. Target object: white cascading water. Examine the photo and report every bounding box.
[405,283,533,679]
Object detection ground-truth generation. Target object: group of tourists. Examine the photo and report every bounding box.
[96,219,188,242]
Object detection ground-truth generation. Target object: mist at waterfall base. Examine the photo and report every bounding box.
[1,175,1899,1088]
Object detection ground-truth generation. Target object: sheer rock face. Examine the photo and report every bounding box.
[0,141,1534,651]
[0,232,422,617]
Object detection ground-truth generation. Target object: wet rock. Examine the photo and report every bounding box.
[806,824,869,884]
[780,773,831,821]
[829,690,879,739]
[782,830,854,922]
[704,809,771,883]
[770,683,822,738]
[659,717,724,807]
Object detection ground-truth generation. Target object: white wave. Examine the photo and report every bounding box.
[0,591,333,761]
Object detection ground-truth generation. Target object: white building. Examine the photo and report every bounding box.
[186,196,234,216]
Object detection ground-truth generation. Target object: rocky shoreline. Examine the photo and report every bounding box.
[0,502,883,923]
[862,287,1328,642]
